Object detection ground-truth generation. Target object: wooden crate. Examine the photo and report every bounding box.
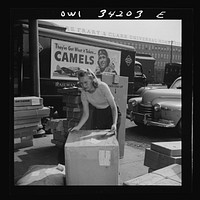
[124,164,181,185]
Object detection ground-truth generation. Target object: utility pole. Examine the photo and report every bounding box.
[170,40,173,64]
[29,19,40,97]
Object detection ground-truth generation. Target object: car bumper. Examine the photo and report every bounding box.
[130,111,175,128]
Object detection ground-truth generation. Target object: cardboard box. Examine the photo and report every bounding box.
[14,126,38,136]
[65,130,119,185]
[16,164,65,185]
[151,141,181,157]
[124,164,181,185]
[14,135,33,149]
[14,107,50,119]
[14,122,40,130]
[14,105,43,111]
[14,129,36,139]
[144,148,181,170]
[14,117,41,125]
[14,96,43,107]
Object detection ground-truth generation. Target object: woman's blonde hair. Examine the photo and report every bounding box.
[77,69,99,88]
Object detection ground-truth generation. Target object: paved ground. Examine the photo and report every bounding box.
[14,132,149,185]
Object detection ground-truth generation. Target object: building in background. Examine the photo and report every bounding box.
[75,34,181,83]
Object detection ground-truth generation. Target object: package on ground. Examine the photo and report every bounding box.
[123,164,181,186]
[14,96,43,107]
[150,141,181,157]
[16,164,65,185]
[14,125,37,149]
[144,148,181,170]
[14,135,34,150]
[65,130,119,185]
[14,120,39,146]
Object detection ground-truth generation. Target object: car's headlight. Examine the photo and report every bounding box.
[154,103,161,112]
[132,100,138,107]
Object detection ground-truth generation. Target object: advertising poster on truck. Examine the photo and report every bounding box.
[50,39,121,80]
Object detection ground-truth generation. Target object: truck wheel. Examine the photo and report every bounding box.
[176,119,182,136]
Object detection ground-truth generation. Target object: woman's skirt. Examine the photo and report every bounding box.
[92,105,121,130]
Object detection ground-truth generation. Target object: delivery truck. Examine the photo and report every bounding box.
[13,20,147,118]
[135,53,155,84]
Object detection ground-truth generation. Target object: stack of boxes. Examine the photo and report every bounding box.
[47,118,69,146]
[14,96,50,149]
[50,87,93,147]
[144,141,182,172]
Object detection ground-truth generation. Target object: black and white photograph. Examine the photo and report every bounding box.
[10,8,193,195]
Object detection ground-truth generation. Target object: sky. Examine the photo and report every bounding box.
[42,19,182,46]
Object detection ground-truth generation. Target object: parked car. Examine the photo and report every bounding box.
[127,77,182,134]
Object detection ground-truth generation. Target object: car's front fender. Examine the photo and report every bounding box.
[152,100,181,126]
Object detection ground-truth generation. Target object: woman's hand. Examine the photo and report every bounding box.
[69,126,80,133]
[110,124,117,133]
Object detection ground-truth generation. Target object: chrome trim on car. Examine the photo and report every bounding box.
[131,111,175,127]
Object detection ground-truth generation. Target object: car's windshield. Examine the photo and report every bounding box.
[170,78,181,89]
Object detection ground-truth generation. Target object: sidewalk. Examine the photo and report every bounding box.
[14,133,148,185]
